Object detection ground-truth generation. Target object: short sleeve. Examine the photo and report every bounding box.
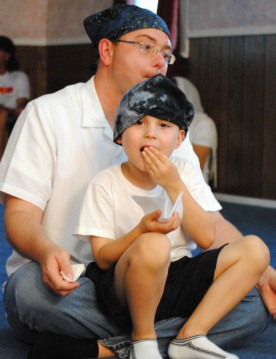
[0,100,56,209]
[75,178,116,241]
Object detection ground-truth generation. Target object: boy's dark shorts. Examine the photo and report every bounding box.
[85,245,226,325]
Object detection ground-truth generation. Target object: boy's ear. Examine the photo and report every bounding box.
[98,39,114,66]
[175,129,185,148]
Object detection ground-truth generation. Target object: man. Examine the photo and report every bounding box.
[0,4,275,359]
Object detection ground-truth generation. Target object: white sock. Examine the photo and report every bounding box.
[168,335,239,359]
[130,339,162,359]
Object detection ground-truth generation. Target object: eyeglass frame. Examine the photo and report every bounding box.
[112,39,176,65]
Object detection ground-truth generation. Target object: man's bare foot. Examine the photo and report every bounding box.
[98,341,115,357]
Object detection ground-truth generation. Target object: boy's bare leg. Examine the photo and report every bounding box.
[168,235,269,359]
[177,235,269,338]
[114,233,170,340]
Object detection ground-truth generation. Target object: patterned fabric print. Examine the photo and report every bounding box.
[84,4,170,50]
[113,74,194,144]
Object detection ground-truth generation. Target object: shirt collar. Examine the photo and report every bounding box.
[80,76,110,129]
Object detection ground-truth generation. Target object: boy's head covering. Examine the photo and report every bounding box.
[84,4,170,51]
[114,74,194,145]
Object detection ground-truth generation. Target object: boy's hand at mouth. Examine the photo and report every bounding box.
[141,147,182,191]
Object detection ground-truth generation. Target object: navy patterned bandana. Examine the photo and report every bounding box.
[114,74,194,144]
[84,4,170,51]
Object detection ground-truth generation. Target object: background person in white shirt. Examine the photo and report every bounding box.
[174,76,217,186]
[0,36,30,158]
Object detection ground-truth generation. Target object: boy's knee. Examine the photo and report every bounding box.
[243,235,270,270]
[134,233,171,269]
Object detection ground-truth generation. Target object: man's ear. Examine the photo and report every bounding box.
[175,129,185,148]
[98,39,114,66]
[116,137,123,145]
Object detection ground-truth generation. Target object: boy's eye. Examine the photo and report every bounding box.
[136,120,143,125]
[160,123,169,127]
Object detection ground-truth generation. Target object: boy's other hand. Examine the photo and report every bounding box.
[140,210,181,235]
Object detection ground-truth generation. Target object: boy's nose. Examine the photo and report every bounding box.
[144,126,158,138]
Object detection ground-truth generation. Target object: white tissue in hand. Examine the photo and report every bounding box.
[132,191,183,222]
[61,263,85,282]
[160,191,184,221]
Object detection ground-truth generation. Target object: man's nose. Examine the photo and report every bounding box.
[152,51,167,69]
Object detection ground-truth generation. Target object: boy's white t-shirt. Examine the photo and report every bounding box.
[75,157,221,262]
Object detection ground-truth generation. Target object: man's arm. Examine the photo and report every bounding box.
[207,211,243,247]
[208,211,276,318]
[4,194,79,296]
[192,144,211,171]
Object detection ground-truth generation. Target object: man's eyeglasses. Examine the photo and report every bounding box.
[112,39,176,65]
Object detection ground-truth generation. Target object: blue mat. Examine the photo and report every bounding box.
[0,202,276,358]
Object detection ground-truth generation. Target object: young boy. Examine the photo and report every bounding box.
[76,74,269,359]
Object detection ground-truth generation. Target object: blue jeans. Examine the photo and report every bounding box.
[4,262,270,358]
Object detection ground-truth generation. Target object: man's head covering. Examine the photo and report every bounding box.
[114,74,194,144]
[84,4,170,51]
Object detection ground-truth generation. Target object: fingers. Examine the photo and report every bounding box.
[163,211,181,230]
[41,250,79,296]
[142,147,166,173]
[142,147,171,184]
[145,210,180,234]
[148,209,162,220]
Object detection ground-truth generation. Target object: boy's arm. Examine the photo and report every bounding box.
[91,210,180,270]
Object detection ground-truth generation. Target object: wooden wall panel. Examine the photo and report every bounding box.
[16,46,48,99]
[46,45,96,95]
[187,35,276,200]
[241,36,264,197]
[262,35,276,199]
[16,44,96,99]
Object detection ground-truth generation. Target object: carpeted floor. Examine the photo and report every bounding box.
[0,201,276,358]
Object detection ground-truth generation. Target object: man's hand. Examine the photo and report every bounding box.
[139,209,181,235]
[256,266,276,320]
[142,147,182,190]
[5,195,80,297]
[39,246,80,296]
